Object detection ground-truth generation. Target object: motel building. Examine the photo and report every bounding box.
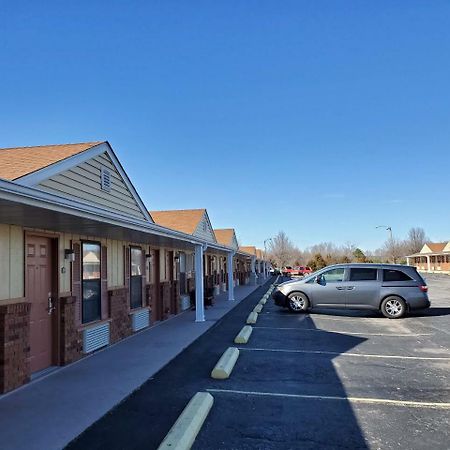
[406,242,450,274]
[0,141,269,394]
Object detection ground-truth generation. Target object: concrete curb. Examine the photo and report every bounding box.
[259,298,267,305]
[157,392,214,450]
[253,304,263,313]
[246,311,258,324]
[211,347,240,379]
[234,325,253,344]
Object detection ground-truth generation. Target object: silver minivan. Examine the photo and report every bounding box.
[272,263,430,319]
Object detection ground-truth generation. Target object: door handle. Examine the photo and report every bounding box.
[347,286,355,290]
[336,286,346,290]
[47,293,56,315]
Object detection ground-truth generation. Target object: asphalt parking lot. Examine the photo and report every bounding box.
[67,274,450,450]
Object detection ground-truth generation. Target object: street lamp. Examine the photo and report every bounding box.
[376,225,394,263]
[263,238,273,258]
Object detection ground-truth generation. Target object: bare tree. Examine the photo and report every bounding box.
[405,227,428,254]
[268,231,297,268]
[382,237,408,264]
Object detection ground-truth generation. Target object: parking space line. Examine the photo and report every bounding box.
[237,347,450,360]
[206,388,450,410]
[252,326,431,337]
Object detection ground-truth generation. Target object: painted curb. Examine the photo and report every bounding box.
[259,298,267,305]
[253,304,263,313]
[211,347,240,379]
[246,311,258,324]
[234,325,253,344]
[157,392,214,450]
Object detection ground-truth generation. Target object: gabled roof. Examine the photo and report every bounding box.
[214,229,235,246]
[239,246,257,256]
[150,209,207,235]
[0,142,103,180]
[421,242,448,253]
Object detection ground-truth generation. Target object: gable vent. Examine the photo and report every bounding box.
[101,167,111,191]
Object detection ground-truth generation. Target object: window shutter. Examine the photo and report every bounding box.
[124,246,130,307]
[141,249,147,306]
[101,245,108,319]
[72,242,82,325]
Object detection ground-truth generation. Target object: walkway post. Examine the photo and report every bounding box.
[227,251,235,301]
[195,244,205,322]
[250,256,257,285]
[426,255,431,272]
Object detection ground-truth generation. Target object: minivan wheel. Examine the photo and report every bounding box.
[287,293,309,313]
[381,296,406,319]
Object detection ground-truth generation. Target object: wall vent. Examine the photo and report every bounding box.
[131,308,150,332]
[83,322,110,353]
[101,167,111,191]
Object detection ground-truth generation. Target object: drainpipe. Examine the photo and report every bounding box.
[227,251,235,301]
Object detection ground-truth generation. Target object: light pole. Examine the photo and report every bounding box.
[264,238,273,275]
[376,225,394,263]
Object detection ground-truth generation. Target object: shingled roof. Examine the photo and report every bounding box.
[150,209,207,235]
[214,229,235,247]
[423,242,448,253]
[239,246,257,256]
[0,142,104,180]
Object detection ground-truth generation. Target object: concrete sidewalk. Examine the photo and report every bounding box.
[0,282,267,450]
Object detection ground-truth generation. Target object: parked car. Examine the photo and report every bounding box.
[297,266,312,276]
[272,263,430,319]
[282,266,297,276]
[269,268,280,275]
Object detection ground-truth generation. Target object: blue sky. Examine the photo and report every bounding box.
[1,1,449,251]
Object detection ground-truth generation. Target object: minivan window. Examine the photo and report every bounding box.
[350,268,377,281]
[321,268,345,282]
[383,269,412,282]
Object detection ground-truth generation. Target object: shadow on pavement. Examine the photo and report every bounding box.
[66,278,370,450]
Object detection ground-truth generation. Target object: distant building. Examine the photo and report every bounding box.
[406,242,450,273]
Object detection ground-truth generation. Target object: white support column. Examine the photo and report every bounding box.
[227,251,235,301]
[250,256,257,285]
[406,257,410,266]
[195,244,205,322]
[426,255,431,272]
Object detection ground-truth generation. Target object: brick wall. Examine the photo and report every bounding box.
[109,288,132,343]
[59,296,83,365]
[0,301,30,393]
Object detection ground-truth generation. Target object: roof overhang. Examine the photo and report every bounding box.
[0,179,204,251]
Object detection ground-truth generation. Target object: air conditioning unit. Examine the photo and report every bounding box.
[131,308,150,332]
[83,322,110,354]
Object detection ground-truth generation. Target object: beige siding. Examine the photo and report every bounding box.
[0,225,24,301]
[193,214,216,243]
[37,152,147,220]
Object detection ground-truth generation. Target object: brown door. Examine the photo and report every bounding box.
[27,236,54,373]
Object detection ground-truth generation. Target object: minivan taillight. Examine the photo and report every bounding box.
[419,285,428,293]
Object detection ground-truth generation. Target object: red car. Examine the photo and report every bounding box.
[297,266,312,276]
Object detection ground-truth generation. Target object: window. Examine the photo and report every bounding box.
[321,268,345,283]
[130,247,143,309]
[82,242,101,323]
[349,268,378,281]
[383,269,412,282]
[179,252,187,295]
